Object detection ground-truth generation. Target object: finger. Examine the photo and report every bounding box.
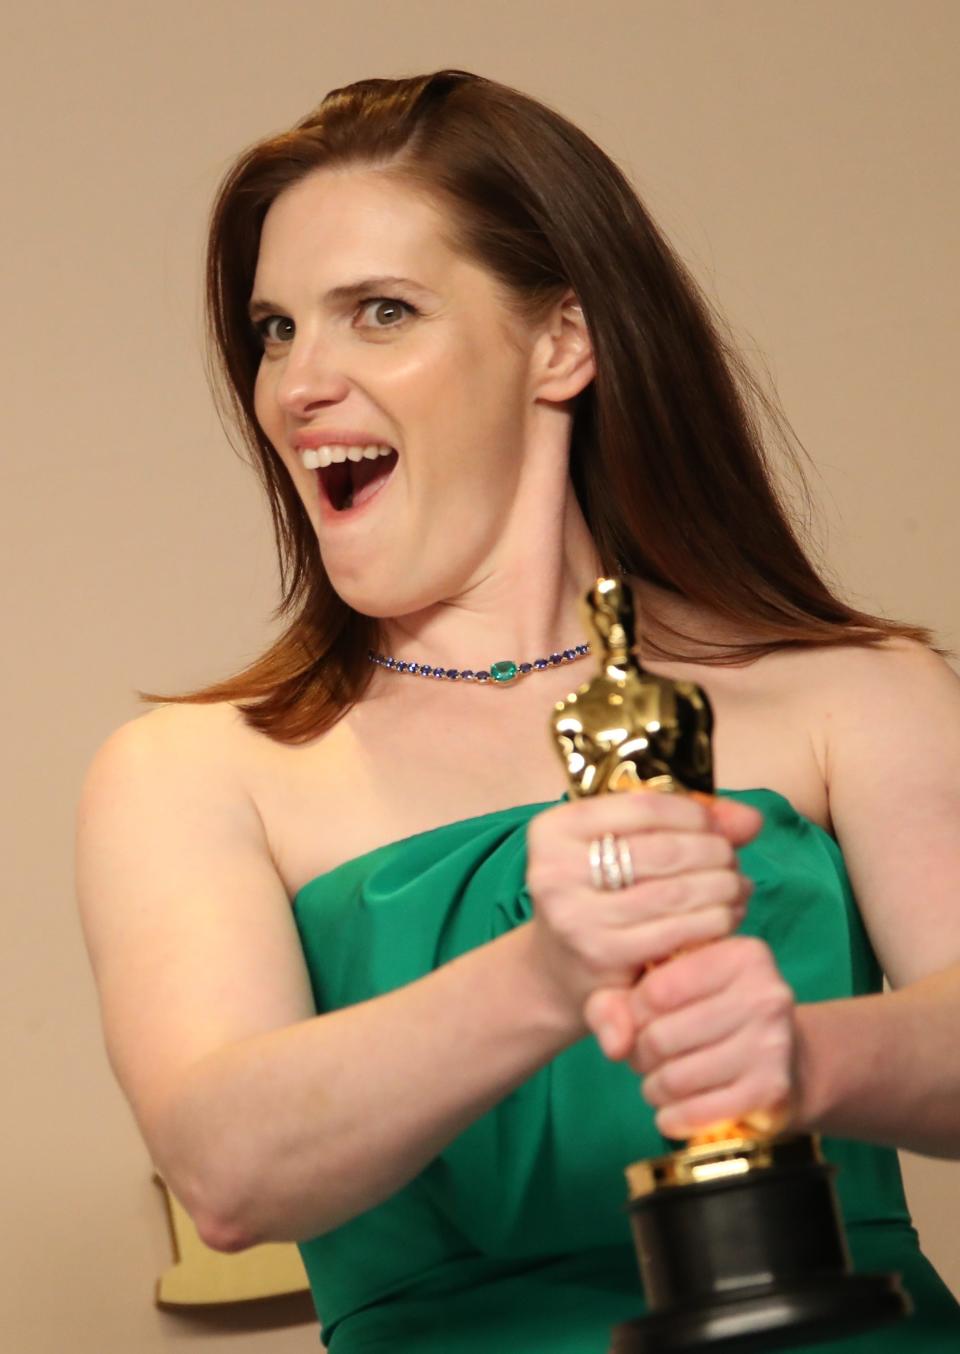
[590,868,751,927]
[696,794,764,846]
[550,790,714,841]
[613,903,744,968]
[583,987,635,1060]
[639,1025,755,1103]
[613,829,736,881]
[654,1079,792,1141]
[628,985,756,1072]
[575,901,745,976]
[557,827,738,895]
[542,791,762,860]
[630,933,767,1016]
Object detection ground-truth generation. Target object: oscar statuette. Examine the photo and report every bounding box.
[548,577,910,1352]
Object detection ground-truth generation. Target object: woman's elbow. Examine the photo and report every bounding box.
[196,1207,261,1253]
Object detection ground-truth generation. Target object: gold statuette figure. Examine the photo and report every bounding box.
[547,577,908,1352]
[551,576,713,799]
[550,576,773,1146]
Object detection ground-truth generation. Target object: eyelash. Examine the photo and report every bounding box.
[252,296,418,345]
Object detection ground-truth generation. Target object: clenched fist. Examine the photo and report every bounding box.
[524,789,763,1022]
[585,934,799,1140]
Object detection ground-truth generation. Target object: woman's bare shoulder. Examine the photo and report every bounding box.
[96,700,253,784]
[128,696,241,736]
[775,635,955,708]
[632,577,951,700]
[799,637,959,758]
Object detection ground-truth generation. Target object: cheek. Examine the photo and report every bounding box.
[407,339,525,466]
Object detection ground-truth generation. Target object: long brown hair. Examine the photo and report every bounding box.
[138,69,939,743]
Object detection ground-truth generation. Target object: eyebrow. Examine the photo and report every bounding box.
[247,275,434,321]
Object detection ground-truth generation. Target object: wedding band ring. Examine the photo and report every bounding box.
[588,837,604,889]
[618,835,636,887]
[600,833,623,890]
[588,833,635,890]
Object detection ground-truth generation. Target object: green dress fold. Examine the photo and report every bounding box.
[292,788,960,1351]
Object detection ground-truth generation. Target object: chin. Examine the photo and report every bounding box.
[320,571,404,620]
[319,547,470,622]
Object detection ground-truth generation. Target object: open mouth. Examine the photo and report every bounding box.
[318,449,399,513]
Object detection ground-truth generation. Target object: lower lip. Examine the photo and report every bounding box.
[315,457,397,524]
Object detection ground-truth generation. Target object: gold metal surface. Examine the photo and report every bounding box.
[625,1134,823,1199]
[548,578,789,1152]
[549,578,714,799]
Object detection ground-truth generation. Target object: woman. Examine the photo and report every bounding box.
[76,70,960,1352]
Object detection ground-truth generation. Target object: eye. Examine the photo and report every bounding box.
[253,315,294,345]
[356,297,418,329]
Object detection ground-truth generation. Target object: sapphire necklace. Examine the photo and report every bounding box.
[367,642,591,685]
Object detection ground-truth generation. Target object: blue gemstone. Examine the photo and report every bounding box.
[475,671,490,681]
[446,668,459,679]
[461,670,474,680]
[562,649,576,661]
[534,658,548,670]
[518,662,533,673]
[408,663,420,674]
[395,661,408,672]
[549,653,562,665]
[385,657,395,668]
[433,667,446,678]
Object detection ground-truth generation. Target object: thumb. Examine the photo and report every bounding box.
[692,791,764,846]
[583,987,636,1060]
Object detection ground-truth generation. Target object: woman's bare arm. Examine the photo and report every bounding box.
[792,639,960,1156]
[76,706,580,1252]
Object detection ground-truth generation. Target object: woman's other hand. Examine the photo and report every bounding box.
[524,790,763,1031]
[585,935,798,1139]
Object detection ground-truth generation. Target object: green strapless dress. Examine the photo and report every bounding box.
[292,788,960,1352]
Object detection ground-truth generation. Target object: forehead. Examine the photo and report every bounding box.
[253,168,461,290]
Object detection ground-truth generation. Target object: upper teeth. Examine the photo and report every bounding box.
[300,443,394,470]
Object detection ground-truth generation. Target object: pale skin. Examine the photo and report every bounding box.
[76,165,960,1254]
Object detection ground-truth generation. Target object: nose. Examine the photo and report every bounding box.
[271,332,352,420]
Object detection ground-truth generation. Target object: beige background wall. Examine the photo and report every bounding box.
[4,1,957,1349]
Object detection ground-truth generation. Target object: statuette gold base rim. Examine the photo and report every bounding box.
[626,1131,821,1198]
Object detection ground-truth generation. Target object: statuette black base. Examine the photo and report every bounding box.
[611,1134,910,1353]
[611,1272,908,1352]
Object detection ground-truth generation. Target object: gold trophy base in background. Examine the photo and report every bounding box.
[549,579,910,1352]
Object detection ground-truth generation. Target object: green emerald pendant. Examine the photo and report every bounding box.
[490,660,519,683]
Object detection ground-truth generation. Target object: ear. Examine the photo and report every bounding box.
[532,291,596,402]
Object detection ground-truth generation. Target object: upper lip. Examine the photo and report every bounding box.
[291,429,397,451]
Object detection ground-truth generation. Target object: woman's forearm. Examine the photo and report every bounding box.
[794,964,960,1158]
[156,923,579,1251]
